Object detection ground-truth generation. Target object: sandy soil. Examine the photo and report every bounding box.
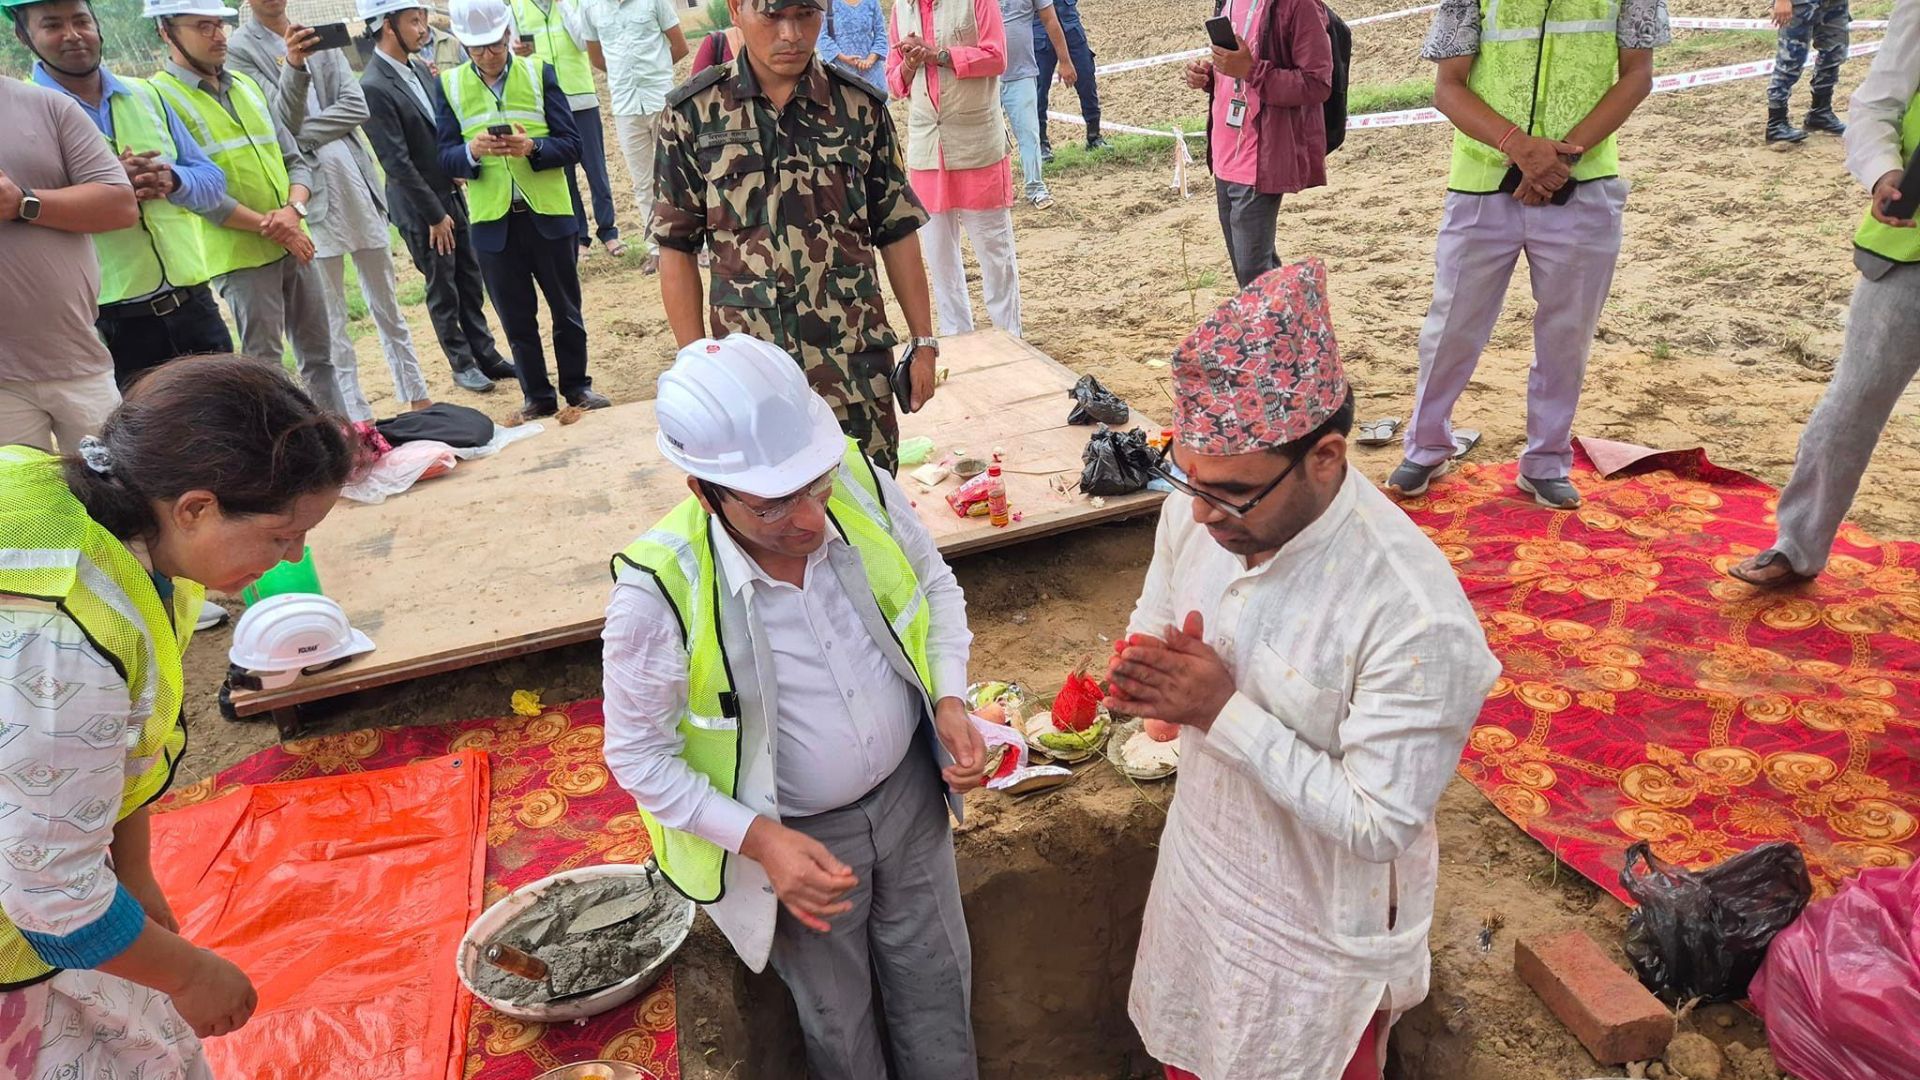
[172,1,1919,1075]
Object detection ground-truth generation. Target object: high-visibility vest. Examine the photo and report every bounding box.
[1856,89,1920,263]
[610,439,934,903]
[1448,0,1622,194]
[440,57,573,222]
[0,446,203,987]
[150,67,296,275]
[511,0,594,98]
[92,78,214,304]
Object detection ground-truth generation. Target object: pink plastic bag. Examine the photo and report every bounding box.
[1749,860,1920,1080]
[341,440,457,504]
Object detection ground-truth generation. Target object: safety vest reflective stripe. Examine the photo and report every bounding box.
[510,0,594,97]
[439,57,572,222]
[0,446,202,987]
[150,69,296,275]
[94,79,214,303]
[1856,90,1920,263]
[1448,0,1622,193]
[610,439,933,904]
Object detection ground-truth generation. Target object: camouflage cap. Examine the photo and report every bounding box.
[748,0,825,10]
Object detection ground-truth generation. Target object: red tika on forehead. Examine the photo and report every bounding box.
[1170,260,1348,455]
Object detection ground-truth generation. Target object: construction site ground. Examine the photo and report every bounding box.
[171,0,1913,1074]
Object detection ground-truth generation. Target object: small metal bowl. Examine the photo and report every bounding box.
[953,457,988,479]
[533,1062,660,1080]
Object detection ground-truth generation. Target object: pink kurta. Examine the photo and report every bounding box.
[886,0,1014,213]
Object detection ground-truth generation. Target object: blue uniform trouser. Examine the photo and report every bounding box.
[565,104,620,246]
[1768,0,1849,107]
[1034,24,1098,148]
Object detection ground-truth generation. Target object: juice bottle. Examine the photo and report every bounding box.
[987,462,1010,527]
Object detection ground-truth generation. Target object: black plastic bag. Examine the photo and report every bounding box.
[1619,841,1812,1004]
[1067,375,1130,426]
[375,402,495,448]
[1081,426,1155,496]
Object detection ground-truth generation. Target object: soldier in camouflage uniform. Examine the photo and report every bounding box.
[652,0,940,474]
[1766,0,1850,143]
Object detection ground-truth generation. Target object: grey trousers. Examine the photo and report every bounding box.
[767,748,977,1080]
[1215,179,1283,288]
[216,255,372,422]
[317,246,430,406]
[1772,255,1920,573]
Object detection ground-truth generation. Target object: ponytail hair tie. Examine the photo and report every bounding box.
[77,435,115,478]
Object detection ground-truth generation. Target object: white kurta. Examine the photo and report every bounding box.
[1126,466,1500,1080]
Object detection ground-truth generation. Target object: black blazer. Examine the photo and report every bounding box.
[361,52,458,231]
[434,60,581,254]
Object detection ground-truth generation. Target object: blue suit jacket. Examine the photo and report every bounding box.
[434,60,581,254]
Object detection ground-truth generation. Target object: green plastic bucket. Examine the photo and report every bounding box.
[241,546,323,605]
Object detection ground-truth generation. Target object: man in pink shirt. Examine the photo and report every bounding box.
[1185,0,1332,287]
[889,0,1022,336]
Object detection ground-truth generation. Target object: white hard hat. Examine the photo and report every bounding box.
[228,593,375,691]
[655,335,847,500]
[446,0,512,47]
[356,0,426,22]
[142,0,238,17]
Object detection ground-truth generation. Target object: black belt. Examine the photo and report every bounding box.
[509,200,531,214]
[98,286,192,319]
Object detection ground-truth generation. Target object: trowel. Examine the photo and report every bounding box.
[566,889,653,935]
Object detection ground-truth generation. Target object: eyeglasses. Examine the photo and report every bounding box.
[468,39,509,53]
[728,470,836,523]
[1150,443,1306,520]
[169,17,230,37]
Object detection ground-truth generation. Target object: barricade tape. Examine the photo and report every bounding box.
[1669,15,1887,29]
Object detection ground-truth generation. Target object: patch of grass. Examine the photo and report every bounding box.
[1656,28,1774,67]
[1348,78,1435,115]
[1045,116,1206,175]
[1651,340,1673,361]
[1186,268,1221,291]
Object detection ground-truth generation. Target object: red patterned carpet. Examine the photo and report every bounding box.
[1398,443,1920,900]
[161,701,678,1080]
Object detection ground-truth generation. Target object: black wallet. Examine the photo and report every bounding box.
[891,346,920,414]
[1500,165,1577,206]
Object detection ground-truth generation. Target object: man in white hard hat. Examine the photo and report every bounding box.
[359,0,517,394]
[146,0,376,422]
[228,0,438,410]
[602,334,987,1079]
[436,0,608,422]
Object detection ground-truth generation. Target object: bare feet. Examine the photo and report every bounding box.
[1728,549,1813,588]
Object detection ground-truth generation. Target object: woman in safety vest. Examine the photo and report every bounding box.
[0,354,360,1079]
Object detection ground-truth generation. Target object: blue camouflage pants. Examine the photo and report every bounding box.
[1768,0,1850,107]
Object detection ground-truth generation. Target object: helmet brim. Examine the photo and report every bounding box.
[657,406,848,501]
[450,22,509,45]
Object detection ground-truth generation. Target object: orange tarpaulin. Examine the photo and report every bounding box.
[151,751,488,1080]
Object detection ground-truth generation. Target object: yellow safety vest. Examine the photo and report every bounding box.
[150,67,297,275]
[511,0,595,98]
[610,440,934,903]
[93,78,213,304]
[1855,90,1920,263]
[1449,0,1622,194]
[0,447,203,987]
[440,57,573,222]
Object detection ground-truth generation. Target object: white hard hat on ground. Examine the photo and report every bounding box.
[446,0,512,47]
[228,593,375,691]
[655,334,848,499]
[143,0,237,17]
[357,0,425,23]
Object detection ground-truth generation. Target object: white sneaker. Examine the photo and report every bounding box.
[196,604,231,631]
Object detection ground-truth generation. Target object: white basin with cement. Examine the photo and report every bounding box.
[458,862,695,1023]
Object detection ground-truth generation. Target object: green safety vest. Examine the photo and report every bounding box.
[1449,0,1622,194]
[150,67,296,276]
[1855,89,1920,263]
[0,447,203,987]
[610,440,934,903]
[93,78,213,305]
[511,0,594,98]
[440,57,573,222]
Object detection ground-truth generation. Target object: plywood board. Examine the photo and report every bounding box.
[229,331,1165,716]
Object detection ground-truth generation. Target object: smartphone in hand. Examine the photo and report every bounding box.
[486,123,513,136]
[310,21,353,51]
[1888,143,1920,219]
[1205,15,1237,49]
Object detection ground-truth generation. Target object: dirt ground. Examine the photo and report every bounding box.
[172,1,1919,1075]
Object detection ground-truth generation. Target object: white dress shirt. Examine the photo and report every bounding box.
[602,467,971,849]
[1847,0,1920,193]
[577,0,683,117]
[1126,467,1500,1080]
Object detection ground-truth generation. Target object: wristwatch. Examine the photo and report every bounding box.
[910,335,939,353]
[290,201,308,219]
[17,187,40,223]
[937,47,951,68]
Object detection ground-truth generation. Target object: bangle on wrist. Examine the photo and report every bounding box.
[1496,124,1520,154]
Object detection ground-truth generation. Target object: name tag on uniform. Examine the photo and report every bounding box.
[1226,97,1247,128]
[695,129,759,150]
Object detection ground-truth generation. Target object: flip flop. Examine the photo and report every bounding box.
[605,238,629,257]
[1728,549,1816,588]
[1354,417,1401,447]
[1450,429,1482,460]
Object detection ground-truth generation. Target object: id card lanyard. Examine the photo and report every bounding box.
[1226,0,1264,128]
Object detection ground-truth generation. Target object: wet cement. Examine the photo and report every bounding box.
[473,877,684,1005]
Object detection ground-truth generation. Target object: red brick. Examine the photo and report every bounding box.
[1516,930,1675,1065]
